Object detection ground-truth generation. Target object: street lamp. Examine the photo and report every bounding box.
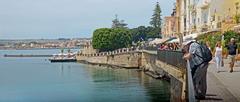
[236,2,239,15]
[235,2,239,23]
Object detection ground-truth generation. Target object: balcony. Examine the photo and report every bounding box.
[190,25,197,33]
[200,1,210,9]
[201,24,209,32]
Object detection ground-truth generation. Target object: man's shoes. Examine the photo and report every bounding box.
[230,70,233,73]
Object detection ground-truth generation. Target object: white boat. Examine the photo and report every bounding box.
[49,49,77,63]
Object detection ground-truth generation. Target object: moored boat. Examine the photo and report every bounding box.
[49,49,77,63]
[49,58,77,62]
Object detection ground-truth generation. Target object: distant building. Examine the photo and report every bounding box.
[162,5,178,38]
[175,0,240,36]
[162,16,177,38]
[81,41,98,55]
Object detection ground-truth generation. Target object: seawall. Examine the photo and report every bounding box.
[76,50,187,102]
[76,51,141,68]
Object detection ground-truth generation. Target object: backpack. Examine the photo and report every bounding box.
[189,42,212,63]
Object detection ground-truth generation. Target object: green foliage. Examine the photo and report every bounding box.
[196,32,222,50]
[150,2,162,28]
[130,26,162,43]
[92,28,132,52]
[223,31,240,51]
[146,27,162,38]
[149,2,162,38]
[223,30,240,44]
[197,31,240,50]
[131,26,147,42]
[234,14,240,24]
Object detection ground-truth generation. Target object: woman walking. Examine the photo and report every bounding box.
[215,42,222,73]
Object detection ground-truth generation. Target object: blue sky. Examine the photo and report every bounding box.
[0,0,174,39]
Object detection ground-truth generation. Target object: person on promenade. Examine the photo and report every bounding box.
[182,41,211,100]
[215,41,222,73]
[162,44,169,50]
[226,38,238,73]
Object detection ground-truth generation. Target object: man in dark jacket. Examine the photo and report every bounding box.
[227,38,238,73]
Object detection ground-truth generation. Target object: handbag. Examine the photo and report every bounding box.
[221,59,224,67]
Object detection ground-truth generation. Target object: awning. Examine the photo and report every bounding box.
[233,25,240,32]
[149,38,169,44]
[168,33,198,43]
[184,33,198,41]
[163,37,177,43]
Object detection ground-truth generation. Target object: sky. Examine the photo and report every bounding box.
[0,0,175,39]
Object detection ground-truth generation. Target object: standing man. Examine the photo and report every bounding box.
[227,38,238,73]
[182,41,210,99]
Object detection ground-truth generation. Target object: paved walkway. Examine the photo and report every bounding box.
[200,59,240,102]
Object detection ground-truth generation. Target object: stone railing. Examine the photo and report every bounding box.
[77,47,140,57]
[156,50,195,101]
[157,50,186,70]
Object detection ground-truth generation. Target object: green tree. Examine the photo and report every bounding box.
[92,28,112,51]
[130,26,162,42]
[149,2,162,38]
[146,26,159,38]
[223,31,240,44]
[196,32,222,50]
[131,26,147,42]
[112,15,128,28]
[92,28,132,52]
[111,28,132,49]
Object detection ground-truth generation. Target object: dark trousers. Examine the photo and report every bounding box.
[192,63,208,97]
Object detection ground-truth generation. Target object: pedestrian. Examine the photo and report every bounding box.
[215,41,222,73]
[182,41,211,100]
[162,44,169,50]
[226,38,238,73]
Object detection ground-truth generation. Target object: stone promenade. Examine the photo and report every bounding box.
[200,59,240,102]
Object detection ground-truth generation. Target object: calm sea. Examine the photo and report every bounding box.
[0,49,170,102]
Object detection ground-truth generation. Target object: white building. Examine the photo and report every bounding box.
[179,0,239,35]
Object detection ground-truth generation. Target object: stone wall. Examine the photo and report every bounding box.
[76,52,141,68]
[170,76,184,102]
[77,50,187,102]
[141,52,186,102]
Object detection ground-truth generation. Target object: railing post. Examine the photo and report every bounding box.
[187,60,196,102]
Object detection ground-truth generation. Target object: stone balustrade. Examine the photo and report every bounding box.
[77,47,139,57]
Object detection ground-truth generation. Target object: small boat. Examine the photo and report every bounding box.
[49,49,77,63]
[49,58,77,62]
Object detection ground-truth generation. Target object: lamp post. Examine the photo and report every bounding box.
[236,2,239,15]
[236,2,239,23]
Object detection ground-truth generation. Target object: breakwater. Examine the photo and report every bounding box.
[4,54,53,57]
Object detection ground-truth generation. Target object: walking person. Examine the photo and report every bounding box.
[226,38,238,73]
[182,41,212,100]
[215,42,223,73]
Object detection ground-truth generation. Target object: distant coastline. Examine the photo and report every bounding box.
[0,38,90,50]
[0,47,81,50]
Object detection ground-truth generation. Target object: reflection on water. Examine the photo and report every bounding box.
[0,49,170,102]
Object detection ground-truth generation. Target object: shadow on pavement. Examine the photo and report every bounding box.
[202,97,223,101]
[206,94,217,96]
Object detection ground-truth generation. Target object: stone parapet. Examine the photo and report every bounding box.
[76,52,141,68]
